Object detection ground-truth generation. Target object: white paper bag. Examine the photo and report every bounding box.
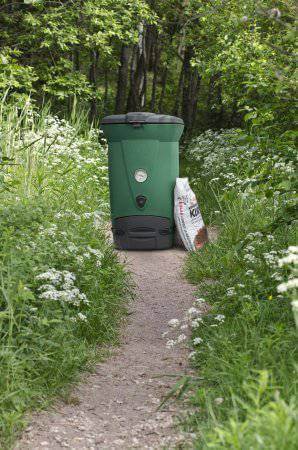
[174,178,208,251]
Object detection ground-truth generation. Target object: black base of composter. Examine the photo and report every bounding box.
[112,216,174,250]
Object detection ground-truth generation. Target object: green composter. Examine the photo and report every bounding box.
[101,112,184,250]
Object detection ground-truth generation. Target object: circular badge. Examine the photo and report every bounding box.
[134,169,148,183]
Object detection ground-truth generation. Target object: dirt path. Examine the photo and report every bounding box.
[16,249,201,450]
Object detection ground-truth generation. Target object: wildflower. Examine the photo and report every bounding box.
[215,314,225,322]
[278,253,298,266]
[214,397,224,405]
[168,318,180,328]
[166,339,176,349]
[277,278,298,293]
[77,312,87,322]
[187,307,200,317]
[193,337,203,345]
[36,268,63,285]
[191,317,203,329]
[226,287,236,297]
[291,300,298,329]
[177,334,187,343]
[188,351,196,359]
[246,270,254,276]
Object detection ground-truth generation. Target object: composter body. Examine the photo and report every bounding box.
[101,112,184,250]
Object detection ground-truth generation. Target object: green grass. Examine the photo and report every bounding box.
[182,130,298,449]
[0,101,131,448]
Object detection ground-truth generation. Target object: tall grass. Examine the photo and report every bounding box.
[0,100,130,447]
[182,130,297,449]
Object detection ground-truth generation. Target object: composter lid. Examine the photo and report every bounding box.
[101,112,184,125]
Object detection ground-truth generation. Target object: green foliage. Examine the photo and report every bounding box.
[183,129,297,448]
[188,0,296,137]
[0,102,131,447]
[0,0,154,107]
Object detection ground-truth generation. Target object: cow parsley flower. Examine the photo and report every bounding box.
[193,337,203,345]
[166,339,176,349]
[168,318,180,328]
[187,307,200,317]
[177,334,187,343]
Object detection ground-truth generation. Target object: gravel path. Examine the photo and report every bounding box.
[16,248,202,450]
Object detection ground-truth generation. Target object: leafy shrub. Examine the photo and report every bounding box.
[0,103,130,446]
[183,129,297,449]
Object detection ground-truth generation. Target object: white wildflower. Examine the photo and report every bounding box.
[226,287,236,297]
[215,314,225,322]
[246,270,254,276]
[177,334,187,343]
[188,351,196,359]
[191,317,203,329]
[168,318,180,328]
[77,312,87,322]
[193,337,203,345]
[277,278,298,293]
[187,307,200,317]
[278,253,298,267]
[166,339,176,349]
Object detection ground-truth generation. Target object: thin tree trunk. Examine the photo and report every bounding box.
[181,45,193,132]
[127,45,138,111]
[103,68,109,114]
[158,66,168,113]
[89,50,99,123]
[189,73,201,131]
[127,22,147,111]
[150,45,161,111]
[68,46,80,115]
[115,45,131,114]
[172,62,184,116]
[181,45,201,135]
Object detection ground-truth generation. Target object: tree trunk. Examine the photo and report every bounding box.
[181,45,200,135]
[181,46,193,132]
[115,45,131,114]
[127,22,147,111]
[89,50,99,123]
[127,45,138,111]
[103,68,109,114]
[150,44,161,111]
[172,62,184,116]
[158,66,168,113]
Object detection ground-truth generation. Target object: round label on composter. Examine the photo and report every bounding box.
[134,169,148,183]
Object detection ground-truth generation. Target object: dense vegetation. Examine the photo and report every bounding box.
[183,130,297,448]
[1,1,295,135]
[0,104,130,446]
[0,0,296,448]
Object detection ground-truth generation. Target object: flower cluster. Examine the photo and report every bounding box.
[187,129,297,210]
[277,246,298,295]
[36,269,89,321]
[162,298,226,358]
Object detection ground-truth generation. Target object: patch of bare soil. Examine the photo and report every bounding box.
[16,248,202,450]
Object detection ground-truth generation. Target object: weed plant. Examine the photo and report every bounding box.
[0,101,130,447]
[183,130,297,449]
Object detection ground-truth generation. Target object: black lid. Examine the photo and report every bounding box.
[101,112,184,125]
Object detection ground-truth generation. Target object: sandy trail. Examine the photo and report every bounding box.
[16,248,201,450]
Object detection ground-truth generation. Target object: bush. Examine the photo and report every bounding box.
[0,102,130,446]
[182,129,298,449]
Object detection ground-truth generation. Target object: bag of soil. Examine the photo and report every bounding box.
[174,178,208,251]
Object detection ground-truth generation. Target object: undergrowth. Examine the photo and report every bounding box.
[0,101,130,447]
[183,129,297,449]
